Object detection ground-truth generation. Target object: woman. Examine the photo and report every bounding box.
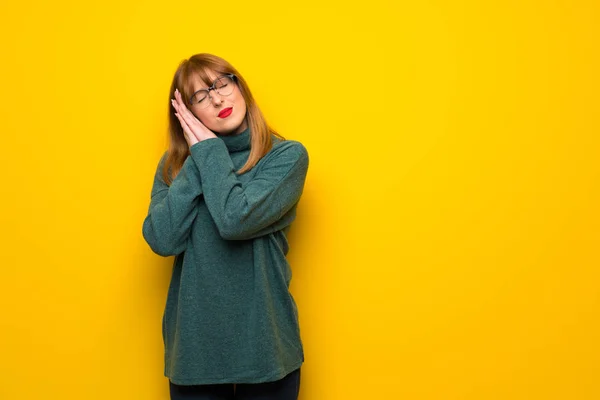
[141,53,309,400]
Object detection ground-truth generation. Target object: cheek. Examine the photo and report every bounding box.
[196,111,213,125]
[234,89,246,108]
[236,96,247,112]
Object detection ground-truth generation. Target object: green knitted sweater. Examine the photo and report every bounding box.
[142,126,309,385]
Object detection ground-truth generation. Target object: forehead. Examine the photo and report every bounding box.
[189,69,220,92]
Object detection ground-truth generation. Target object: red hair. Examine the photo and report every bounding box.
[163,53,285,185]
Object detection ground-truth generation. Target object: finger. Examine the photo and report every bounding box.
[171,99,180,116]
[172,93,189,117]
[176,112,192,134]
[175,101,202,135]
[175,112,193,144]
[175,96,196,121]
[174,89,186,108]
[173,93,206,139]
[177,96,201,127]
[179,105,197,128]
[175,113,189,142]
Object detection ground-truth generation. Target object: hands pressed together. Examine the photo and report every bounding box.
[171,88,218,147]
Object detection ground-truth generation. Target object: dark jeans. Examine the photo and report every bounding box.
[169,367,301,400]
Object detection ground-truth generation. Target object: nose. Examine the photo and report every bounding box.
[209,90,224,105]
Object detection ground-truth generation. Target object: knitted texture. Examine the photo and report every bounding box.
[142,126,309,385]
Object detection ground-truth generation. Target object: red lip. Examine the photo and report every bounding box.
[218,107,233,118]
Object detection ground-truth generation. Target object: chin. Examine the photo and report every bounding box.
[216,124,243,136]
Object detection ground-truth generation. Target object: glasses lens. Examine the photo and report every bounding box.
[190,75,236,109]
[190,90,209,107]
[214,75,234,97]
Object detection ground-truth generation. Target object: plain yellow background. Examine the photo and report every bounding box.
[1,0,599,399]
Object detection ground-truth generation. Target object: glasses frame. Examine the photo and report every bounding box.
[188,73,238,107]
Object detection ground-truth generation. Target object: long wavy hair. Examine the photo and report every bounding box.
[162,53,285,185]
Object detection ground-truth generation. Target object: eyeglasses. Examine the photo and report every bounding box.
[189,73,238,109]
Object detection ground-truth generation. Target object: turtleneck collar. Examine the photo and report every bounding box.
[216,125,251,152]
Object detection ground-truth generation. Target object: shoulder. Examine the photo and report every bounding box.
[154,150,169,173]
[269,136,309,163]
[252,136,309,175]
[153,150,175,181]
[159,150,169,165]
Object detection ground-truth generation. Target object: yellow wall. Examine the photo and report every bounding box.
[1,0,598,399]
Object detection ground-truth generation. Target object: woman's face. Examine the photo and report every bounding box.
[187,70,248,136]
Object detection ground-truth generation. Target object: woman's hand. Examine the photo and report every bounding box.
[171,88,218,147]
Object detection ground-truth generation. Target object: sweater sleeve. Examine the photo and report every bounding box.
[142,152,203,256]
[189,138,309,241]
